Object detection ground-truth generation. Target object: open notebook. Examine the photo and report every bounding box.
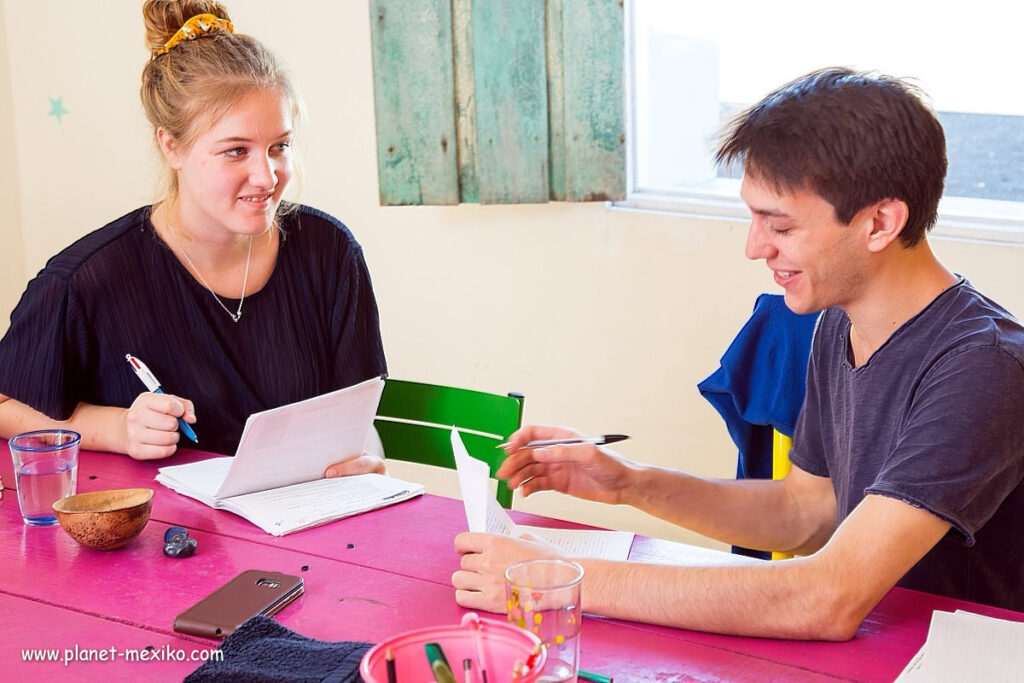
[451,428,634,560]
[156,377,424,535]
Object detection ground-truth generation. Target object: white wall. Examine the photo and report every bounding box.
[0,4,24,323]
[2,0,1022,550]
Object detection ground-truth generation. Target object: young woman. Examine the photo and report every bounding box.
[0,1,385,475]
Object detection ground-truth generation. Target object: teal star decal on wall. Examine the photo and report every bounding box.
[47,96,69,124]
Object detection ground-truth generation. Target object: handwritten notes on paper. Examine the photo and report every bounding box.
[450,429,634,561]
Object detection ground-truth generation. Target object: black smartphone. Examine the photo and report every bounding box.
[173,570,304,638]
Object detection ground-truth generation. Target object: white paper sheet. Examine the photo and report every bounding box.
[216,376,385,497]
[520,525,635,560]
[450,428,634,561]
[155,457,234,504]
[452,426,495,532]
[895,609,1024,682]
[223,473,423,535]
[154,377,427,535]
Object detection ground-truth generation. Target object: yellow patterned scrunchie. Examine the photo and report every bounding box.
[154,14,234,56]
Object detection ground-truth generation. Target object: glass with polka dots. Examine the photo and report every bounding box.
[505,558,584,682]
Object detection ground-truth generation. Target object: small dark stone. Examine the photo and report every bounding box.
[346,543,355,549]
[301,565,310,572]
[88,475,97,480]
[146,646,155,652]
[163,536,197,558]
[164,526,189,543]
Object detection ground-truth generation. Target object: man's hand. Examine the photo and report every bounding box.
[124,392,194,460]
[452,532,560,612]
[498,424,637,504]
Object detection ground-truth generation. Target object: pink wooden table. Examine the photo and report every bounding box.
[3,445,1023,681]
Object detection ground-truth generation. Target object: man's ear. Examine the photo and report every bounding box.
[866,199,909,253]
[156,128,183,169]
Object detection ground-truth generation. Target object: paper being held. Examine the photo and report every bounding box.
[155,377,425,535]
[450,429,633,560]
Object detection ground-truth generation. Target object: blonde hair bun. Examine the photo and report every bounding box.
[142,1,232,55]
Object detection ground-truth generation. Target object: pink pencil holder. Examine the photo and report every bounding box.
[361,613,546,682]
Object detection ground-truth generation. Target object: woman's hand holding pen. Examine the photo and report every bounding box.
[124,392,196,460]
[498,424,637,505]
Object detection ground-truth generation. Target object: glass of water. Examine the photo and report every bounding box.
[505,558,584,682]
[9,430,81,526]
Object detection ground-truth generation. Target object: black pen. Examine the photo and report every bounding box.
[519,434,629,449]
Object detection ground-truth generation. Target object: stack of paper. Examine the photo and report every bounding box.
[156,377,424,535]
[450,429,634,561]
[895,609,1024,681]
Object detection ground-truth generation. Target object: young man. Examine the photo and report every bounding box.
[451,68,1024,640]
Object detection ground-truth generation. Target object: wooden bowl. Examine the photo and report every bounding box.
[53,488,154,550]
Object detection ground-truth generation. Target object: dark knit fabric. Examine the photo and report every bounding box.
[185,616,371,683]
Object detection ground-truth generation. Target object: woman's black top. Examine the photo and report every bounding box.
[0,205,387,455]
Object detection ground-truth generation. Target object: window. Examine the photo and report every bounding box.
[624,0,1024,243]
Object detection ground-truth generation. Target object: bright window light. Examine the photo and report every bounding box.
[626,0,1024,241]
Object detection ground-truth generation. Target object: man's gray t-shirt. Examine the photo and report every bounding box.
[789,278,1024,610]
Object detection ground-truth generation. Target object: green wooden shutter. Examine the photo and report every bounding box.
[368,2,460,205]
[369,0,625,206]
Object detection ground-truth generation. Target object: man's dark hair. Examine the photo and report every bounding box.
[716,67,946,247]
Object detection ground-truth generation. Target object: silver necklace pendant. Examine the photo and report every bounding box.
[175,234,253,324]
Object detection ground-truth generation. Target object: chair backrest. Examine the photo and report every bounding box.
[771,430,794,561]
[374,379,525,508]
[698,294,818,560]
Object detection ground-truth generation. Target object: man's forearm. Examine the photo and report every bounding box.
[577,494,950,640]
[579,555,860,640]
[620,464,835,554]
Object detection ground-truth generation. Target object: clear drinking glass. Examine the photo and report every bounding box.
[505,558,584,682]
[9,429,81,526]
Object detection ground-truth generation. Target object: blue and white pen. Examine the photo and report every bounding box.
[125,354,199,444]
